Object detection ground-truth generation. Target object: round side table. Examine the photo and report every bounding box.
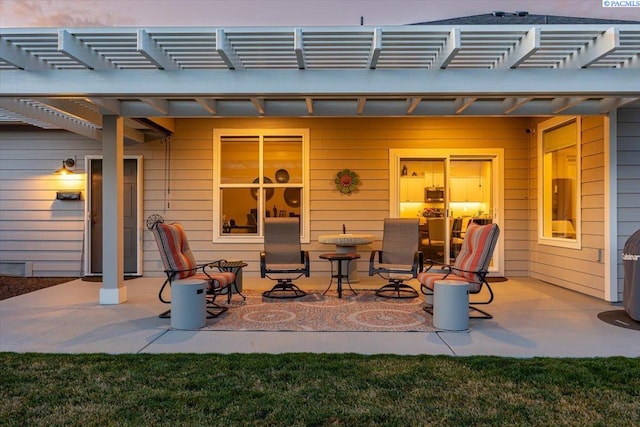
[319,252,361,298]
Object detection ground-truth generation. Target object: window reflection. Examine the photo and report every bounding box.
[541,118,579,241]
[220,188,258,234]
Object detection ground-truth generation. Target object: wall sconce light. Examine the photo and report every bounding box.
[53,158,76,175]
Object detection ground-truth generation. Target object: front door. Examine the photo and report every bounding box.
[87,157,140,276]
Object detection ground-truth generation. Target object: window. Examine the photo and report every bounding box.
[538,117,581,249]
[213,129,308,242]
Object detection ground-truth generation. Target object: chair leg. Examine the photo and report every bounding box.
[376,280,419,299]
[469,305,492,319]
[262,279,307,299]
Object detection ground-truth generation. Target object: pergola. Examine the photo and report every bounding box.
[1,24,639,303]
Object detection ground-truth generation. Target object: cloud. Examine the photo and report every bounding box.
[5,0,134,27]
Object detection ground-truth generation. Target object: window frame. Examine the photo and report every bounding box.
[537,116,582,249]
[213,128,309,244]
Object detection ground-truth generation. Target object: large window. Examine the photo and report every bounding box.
[214,129,308,242]
[538,117,581,248]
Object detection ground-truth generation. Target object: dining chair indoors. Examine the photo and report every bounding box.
[149,216,236,318]
[418,222,500,319]
[260,217,310,298]
[369,218,423,299]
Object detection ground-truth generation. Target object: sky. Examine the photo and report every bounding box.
[1,0,639,28]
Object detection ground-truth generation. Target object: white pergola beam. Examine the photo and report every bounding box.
[140,98,169,114]
[32,98,102,125]
[216,29,243,70]
[368,28,382,69]
[0,98,101,140]
[195,98,217,114]
[87,97,121,115]
[599,97,640,112]
[434,28,460,69]
[498,27,540,69]
[454,97,477,114]
[58,29,113,70]
[551,97,587,113]
[305,97,314,115]
[0,38,50,70]
[503,97,532,114]
[406,97,422,114]
[294,28,306,69]
[137,29,179,71]
[3,69,637,97]
[563,27,619,69]
[251,97,265,114]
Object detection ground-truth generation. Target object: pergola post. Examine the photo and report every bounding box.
[99,115,127,304]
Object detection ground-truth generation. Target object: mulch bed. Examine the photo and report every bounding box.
[0,276,77,301]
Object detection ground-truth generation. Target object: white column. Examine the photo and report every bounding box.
[99,115,128,304]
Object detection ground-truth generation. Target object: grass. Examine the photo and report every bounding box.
[1,353,639,426]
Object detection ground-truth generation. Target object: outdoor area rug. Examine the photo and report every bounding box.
[205,290,435,332]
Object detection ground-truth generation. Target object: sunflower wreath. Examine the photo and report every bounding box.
[335,169,360,194]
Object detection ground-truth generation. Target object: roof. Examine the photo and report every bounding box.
[1,24,639,141]
[414,12,640,25]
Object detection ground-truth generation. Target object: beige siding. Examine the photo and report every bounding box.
[617,106,640,301]
[141,117,531,278]
[529,116,607,299]
[1,116,600,290]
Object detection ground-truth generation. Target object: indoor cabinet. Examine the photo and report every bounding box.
[450,177,484,202]
[400,177,424,202]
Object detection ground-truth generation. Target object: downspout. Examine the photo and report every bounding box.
[605,110,618,302]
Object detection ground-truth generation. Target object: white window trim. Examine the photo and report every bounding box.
[212,128,310,244]
[537,116,582,250]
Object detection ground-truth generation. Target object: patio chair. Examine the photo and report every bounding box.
[149,217,236,318]
[419,222,500,319]
[260,217,310,298]
[422,217,446,262]
[369,218,423,299]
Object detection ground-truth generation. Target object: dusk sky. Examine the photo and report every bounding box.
[1,0,639,27]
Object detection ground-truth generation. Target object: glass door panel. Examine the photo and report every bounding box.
[398,158,447,264]
[449,159,493,263]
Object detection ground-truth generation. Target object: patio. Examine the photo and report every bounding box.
[1,276,638,357]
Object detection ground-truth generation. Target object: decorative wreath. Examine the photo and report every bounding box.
[335,169,360,194]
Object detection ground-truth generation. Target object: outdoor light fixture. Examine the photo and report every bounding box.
[53,158,76,175]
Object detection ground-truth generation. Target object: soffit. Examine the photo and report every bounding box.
[0,25,639,141]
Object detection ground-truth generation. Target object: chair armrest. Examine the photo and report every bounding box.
[448,266,489,282]
[301,250,310,277]
[413,251,424,275]
[422,260,452,273]
[260,251,267,277]
[368,250,381,275]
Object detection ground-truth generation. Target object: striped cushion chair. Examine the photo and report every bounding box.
[151,221,236,318]
[418,222,500,319]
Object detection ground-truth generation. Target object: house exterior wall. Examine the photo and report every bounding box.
[529,116,608,299]
[617,105,640,301]
[1,116,604,295]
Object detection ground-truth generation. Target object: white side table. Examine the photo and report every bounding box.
[171,279,207,329]
[433,280,469,331]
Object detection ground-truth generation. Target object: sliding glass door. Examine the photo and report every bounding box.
[390,149,502,274]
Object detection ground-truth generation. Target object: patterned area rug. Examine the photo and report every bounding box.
[205,290,435,332]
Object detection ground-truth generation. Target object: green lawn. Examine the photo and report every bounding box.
[1,353,639,426]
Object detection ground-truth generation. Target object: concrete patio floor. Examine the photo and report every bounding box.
[1,276,638,357]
